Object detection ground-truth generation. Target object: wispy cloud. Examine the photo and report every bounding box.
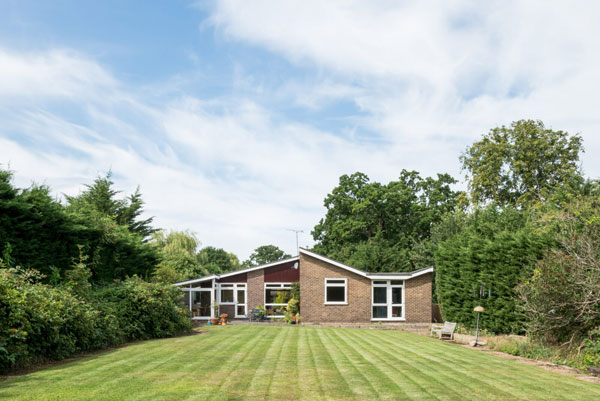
[2,1,600,258]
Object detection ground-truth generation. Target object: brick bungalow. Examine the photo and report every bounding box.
[174,248,433,324]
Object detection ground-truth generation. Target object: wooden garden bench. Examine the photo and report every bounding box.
[431,321,457,340]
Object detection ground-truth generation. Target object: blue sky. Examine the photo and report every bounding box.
[1,1,600,259]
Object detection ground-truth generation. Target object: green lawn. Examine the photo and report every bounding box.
[1,326,599,400]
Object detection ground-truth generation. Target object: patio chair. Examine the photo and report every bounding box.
[431,321,457,341]
[249,309,264,322]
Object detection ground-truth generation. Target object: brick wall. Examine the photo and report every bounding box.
[247,269,264,311]
[299,253,371,323]
[404,272,432,323]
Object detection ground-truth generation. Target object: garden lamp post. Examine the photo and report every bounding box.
[473,305,485,346]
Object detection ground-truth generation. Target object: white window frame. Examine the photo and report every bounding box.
[182,279,217,320]
[264,282,292,318]
[217,283,247,318]
[235,283,247,318]
[324,278,348,305]
[371,280,405,321]
[218,283,235,305]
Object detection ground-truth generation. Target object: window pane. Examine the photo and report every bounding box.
[373,280,387,285]
[326,286,345,302]
[221,289,234,303]
[391,306,402,318]
[392,287,402,304]
[237,305,245,316]
[373,287,387,304]
[265,289,291,304]
[390,280,404,286]
[326,279,345,284]
[373,306,387,318]
[237,290,245,304]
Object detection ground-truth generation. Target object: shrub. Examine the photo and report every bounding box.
[92,277,192,341]
[0,267,191,373]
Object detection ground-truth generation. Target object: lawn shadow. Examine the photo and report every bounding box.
[0,329,206,384]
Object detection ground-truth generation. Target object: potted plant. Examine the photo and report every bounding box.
[210,302,220,325]
[220,313,228,325]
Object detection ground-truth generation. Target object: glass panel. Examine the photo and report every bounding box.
[326,286,345,302]
[390,280,404,286]
[237,289,245,304]
[326,279,345,284]
[372,306,388,319]
[237,305,245,317]
[373,287,387,304]
[191,291,211,317]
[373,280,387,285]
[391,306,402,318]
[392,287,402,304]
[265,288,291,304]
[220,289,234,303]
[220,284,234,287]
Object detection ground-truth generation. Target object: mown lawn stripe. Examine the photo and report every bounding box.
[319,328,380,400]
[2,326,600,401]
[340,328,437,400]
[365,329,517,400]
[295,325,325,400]
[311,327,356,400]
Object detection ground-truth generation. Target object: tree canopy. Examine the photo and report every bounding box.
[152,230,207,283]
[312,170,462,271]
[0,169,159,282]
[243,245,291,267]
[460,119,584,207]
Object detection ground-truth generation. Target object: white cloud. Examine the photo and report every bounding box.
[0,48,116,101]
[2,1,600,260]
[209,0,600,177]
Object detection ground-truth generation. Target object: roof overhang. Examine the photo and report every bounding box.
[299,248,433,280]
[367,266,434,280]
[173,256,300,286]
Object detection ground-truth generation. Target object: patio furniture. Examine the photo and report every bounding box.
[431,321,457,340]
[250,309,265,321]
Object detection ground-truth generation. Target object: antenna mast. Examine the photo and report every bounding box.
[285,228,303,253]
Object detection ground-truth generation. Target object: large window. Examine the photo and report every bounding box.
[372,280,404,320]
[219,283,235,304]
[324,278,347,304]
[264,283,292,318]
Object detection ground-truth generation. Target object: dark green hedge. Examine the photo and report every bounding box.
[433,206,551,334]
[0,270,191,373]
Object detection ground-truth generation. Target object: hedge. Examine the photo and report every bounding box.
[0,269,191,373]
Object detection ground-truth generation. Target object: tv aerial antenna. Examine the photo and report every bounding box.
[285,228,303,253]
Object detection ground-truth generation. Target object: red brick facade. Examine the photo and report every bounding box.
[404,272,432,323]
[298,253,432,323]
[299,253,372,322]
[247,269,264,312]
[182,251,432,324]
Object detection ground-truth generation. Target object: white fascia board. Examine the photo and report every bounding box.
[173,256,300,286]
[299,248,368,278]
[367,266,434,280]
[218,256,300,279]
[173,275,217,286]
